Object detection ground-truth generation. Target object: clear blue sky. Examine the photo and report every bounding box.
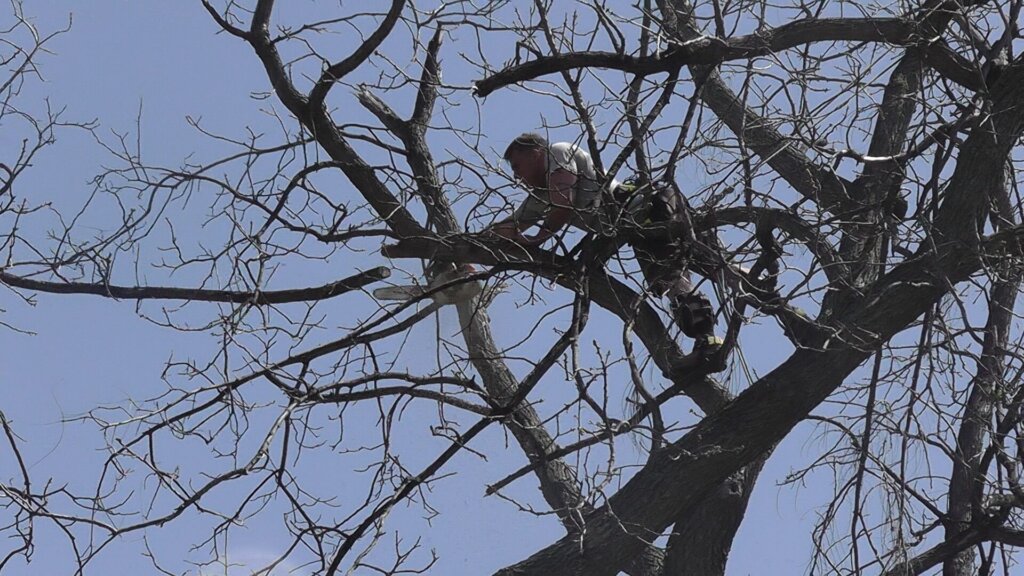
[2,3,850,575]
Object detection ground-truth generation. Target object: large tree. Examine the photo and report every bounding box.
[3,1,1024,574]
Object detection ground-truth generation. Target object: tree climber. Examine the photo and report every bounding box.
[488,132,725,371]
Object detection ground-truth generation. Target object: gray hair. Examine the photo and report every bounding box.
[503,132,548,160]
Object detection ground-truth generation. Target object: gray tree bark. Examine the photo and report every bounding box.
[491,59,1024,576]
[944,166,1019,576]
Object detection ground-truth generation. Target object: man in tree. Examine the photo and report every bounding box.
[489,132,724,370]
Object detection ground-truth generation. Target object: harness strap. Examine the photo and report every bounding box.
[607,179,656,225]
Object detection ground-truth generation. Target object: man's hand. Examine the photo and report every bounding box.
[530,169,575,244]
[484,220,531,244]
[483,167,576,246]
[484,222,551,246]
[519,226,557,246]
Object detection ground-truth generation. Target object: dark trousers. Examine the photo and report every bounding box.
[619,181,715,339]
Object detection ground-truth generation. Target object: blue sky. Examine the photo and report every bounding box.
[0,3,882,575]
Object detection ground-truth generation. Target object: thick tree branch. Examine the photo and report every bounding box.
[492,218,1024,575]
[312,385,490,415]
[920,41,985,90]
[822,53,925,316]
[700,206,844,283]
[663,454,770,576]
[454,302,591,522]
[824,0,969,321]
[491,61,1024,574]
[944,164,1018,576]
[695,70,855,213]
[0,267,390,304]
[238,2,425,238]
[475,18,935,97]
[309,0,406,109]
[880,525,988,576]
[932,63,1024,245]
[246,1,307,117]
[411,27,443,130]
[251,0,275,34]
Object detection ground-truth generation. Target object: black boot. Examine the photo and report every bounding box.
[692,333,727,373]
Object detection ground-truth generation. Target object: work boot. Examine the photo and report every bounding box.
[692,334,727,373]
[662,334,727,380]
[671,294,715,339]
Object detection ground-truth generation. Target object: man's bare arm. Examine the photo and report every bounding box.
[514,170,577,245]
[488,219,524,241]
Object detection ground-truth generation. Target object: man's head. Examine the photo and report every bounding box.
[504,133,548,187]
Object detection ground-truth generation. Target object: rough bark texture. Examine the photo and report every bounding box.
[492,249,988,575]
[944,280,1017,575]
[456,303,587,524]
[11,1,1024,575]
[491,60,1024,576]
[662,454,769,576]
[944,167,1019,576]
[825,53,922,309]
[362,29,666,574]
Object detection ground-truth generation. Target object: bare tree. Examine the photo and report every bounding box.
[3,0,1024,574]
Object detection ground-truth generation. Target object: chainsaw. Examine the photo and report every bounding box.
[372,263,483,306]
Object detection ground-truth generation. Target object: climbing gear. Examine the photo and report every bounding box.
[671,293,715,338]
[608,174,728,374]
[693,334,727,372]
[611,180,652,224]
[617,180,683,218]
[692,332,724,354]
[611,178,694,243]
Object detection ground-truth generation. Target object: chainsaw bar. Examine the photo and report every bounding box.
[372,264,483,306]
[372,285,425,301]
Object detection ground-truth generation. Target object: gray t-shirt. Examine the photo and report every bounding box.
[512,142,614,231]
